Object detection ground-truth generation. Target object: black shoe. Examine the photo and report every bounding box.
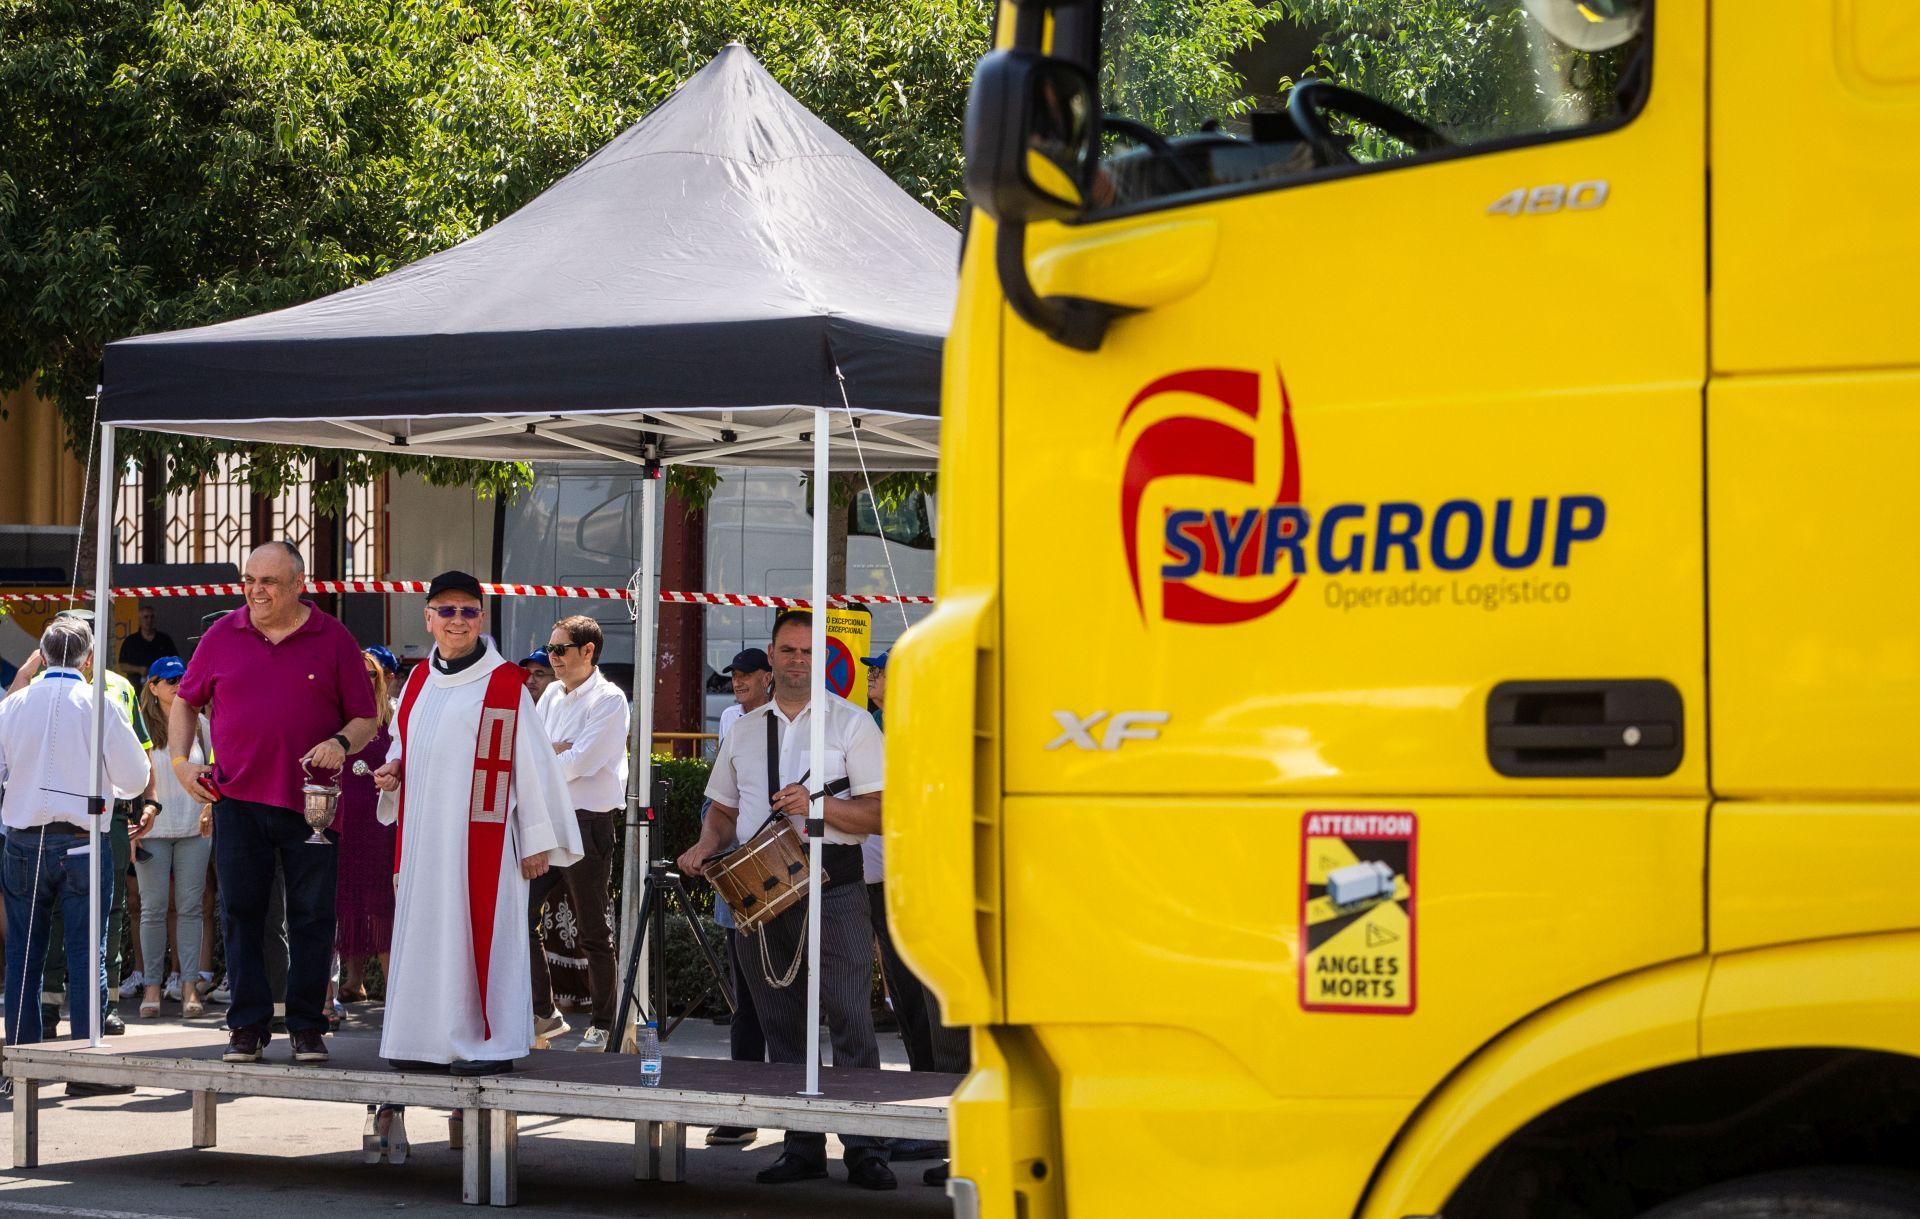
[450,1059,514,1076]
[924,1162,950,1187]
[846,1155,898,1191]
[102,1010,126,1036]
[706,1125,758,1146]
[223,1025,268,1063]
[387,1058,452,1074]
[64,1080,135,1098]
[888,1137,947,1161]
[291,1028,330,1063]
[756,1152,829,1185]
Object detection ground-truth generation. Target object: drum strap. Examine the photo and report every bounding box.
[759,700,809,988]
[765,710,782,812]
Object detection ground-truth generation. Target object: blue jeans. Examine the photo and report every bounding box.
[3,829,114,1044]
[214,799,335,1034]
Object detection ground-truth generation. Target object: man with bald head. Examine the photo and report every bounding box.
[172,542,378,1065]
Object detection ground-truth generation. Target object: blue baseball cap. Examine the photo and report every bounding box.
[724,648,771,674]
[520,648,551,668]
[366,645,400,675]
[863,650,890,670]
[146,656,186,682]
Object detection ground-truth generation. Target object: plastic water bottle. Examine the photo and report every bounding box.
[639,1021,663,1087]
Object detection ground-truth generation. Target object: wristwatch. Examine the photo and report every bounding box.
[330,733,350,752]
[140,798,162,818]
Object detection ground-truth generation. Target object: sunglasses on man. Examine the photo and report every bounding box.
[545,642,582,657]
[429,605,483,620]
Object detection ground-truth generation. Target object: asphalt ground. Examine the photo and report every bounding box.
[0,997,952,1218]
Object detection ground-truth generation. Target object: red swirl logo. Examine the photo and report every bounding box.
[1119,367,1302,625]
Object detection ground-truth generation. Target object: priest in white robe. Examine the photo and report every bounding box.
[372,571,583,1073]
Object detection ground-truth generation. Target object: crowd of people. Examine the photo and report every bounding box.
[0,540,961,1193]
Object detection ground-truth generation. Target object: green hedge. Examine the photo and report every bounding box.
[610,753,729,1019]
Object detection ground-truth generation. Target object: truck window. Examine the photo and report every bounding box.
[1095,0,1651,211]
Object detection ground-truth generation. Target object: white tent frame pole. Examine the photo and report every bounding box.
[88,423,116,1049]
[802,407,827,1096]
[619,469,661,1028]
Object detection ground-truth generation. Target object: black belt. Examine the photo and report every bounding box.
[32,824,88,838]
[820,843,863,889]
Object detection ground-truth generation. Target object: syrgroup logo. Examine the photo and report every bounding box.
[1119,368,1303,625]
[1119,366,1610,624]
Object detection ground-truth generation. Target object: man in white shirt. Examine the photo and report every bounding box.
[528,615,629,1051]
[0,617,150,1058]
[677,610,893,1192]
[715,647,772,740]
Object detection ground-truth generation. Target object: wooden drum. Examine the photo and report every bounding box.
[705,816,824,934]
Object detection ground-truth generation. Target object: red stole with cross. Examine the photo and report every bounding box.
[394,658,525,1039]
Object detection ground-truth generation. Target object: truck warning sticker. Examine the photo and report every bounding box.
[1300,812,1416,1015]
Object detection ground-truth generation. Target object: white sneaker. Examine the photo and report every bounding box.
[576,1026,610,1051]
[209,977,232,1004]
[117,972,144,999]
[163,972,183,1001]
[533,1012,568,1048]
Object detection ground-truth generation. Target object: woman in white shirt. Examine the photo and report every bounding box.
[133,656,213,1017]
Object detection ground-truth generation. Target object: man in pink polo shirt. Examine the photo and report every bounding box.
[171,541,379,1066]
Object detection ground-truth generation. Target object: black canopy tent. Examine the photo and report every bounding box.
[84,45,955,1095]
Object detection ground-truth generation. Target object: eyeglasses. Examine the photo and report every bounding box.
[152,677,179,687]
[545,642,580,657]
[429,605,483,620]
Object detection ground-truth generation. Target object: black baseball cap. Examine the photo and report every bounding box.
[723,647,771,674]
[426,570,485,602]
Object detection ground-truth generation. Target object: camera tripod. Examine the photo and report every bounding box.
[607,860,735,1050]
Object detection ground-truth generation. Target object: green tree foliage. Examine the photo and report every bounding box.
[0,0,988,505]
[1099,0,1284,135]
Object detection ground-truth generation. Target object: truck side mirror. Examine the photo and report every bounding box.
[965,49,1127,352]
[964,50,1099,224]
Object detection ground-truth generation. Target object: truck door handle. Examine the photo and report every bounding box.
[1486,680,1685,778]
[1487,723,1677,751]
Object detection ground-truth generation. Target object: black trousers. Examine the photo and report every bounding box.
[214,800,335,1035]
[528,809,618,1028]
[733,877,887,1165]
[868,882,969,1075]
[725,928,767,1063]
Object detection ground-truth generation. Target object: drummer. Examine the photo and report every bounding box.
[676,610,893,1192]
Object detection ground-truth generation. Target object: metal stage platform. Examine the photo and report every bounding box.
[4,1030,956,1206]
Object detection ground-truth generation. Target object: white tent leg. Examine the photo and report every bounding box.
[802,408,827,1097]
[619,470,661,1030]
[88,423,116,1049]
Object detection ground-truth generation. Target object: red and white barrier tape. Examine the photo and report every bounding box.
[0,582,932,607]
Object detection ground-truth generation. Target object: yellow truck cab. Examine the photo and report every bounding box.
[886,1,1920,1215]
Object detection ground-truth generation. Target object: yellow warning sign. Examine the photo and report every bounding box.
[1300,811,1416,1015]
[822,606,872,702]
